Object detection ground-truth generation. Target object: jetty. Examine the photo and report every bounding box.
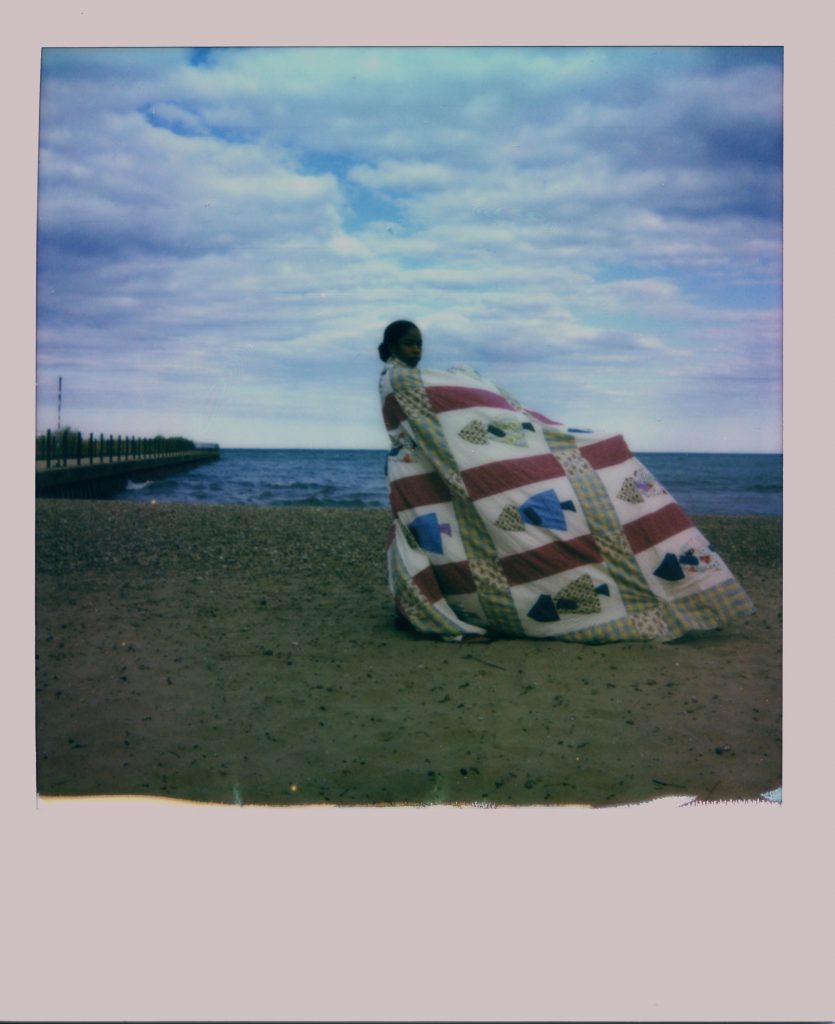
[36,431,220,498]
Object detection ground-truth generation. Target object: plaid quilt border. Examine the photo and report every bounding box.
[390,364,523,635]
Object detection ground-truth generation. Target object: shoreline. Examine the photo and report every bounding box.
[35,500,781,807]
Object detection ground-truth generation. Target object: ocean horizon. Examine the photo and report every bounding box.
[115,448,782,517]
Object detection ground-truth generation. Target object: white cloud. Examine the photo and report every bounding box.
[348,160,455,191]
[36,46,782,453]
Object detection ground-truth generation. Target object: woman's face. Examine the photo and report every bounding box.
[392,326,423,368]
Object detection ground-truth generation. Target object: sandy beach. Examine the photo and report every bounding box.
[35,499,781,807]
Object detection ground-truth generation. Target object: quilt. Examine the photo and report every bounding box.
[380,359,755,642]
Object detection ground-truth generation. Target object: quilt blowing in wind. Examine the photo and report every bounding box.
[380,360,755,642]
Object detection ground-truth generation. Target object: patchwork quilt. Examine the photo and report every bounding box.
[380,359,755,642]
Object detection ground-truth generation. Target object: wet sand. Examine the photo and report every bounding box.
[35,499,781,807]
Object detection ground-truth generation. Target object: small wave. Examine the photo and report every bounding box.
[126,479,153,490]
[263,494,388,508]
[277,480,339,493]
[262,494,326,506]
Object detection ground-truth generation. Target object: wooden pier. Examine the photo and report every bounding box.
[36,431,220,498]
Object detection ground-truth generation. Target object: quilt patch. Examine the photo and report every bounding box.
[381,360,755,641]
[618,467,667,503]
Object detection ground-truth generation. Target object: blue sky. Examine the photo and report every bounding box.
[35,46,783,452]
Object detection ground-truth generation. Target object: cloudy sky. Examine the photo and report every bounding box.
[35,45,782,452]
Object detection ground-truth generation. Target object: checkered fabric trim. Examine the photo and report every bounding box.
[555,448,594,478]
[478,590,524,636]
[593,529,633,560]
[448,497,520,631]
[390,556,462,638]
[543,426,579,452]
[562,460,665,617]
[664,577,756,634]
[451,492,500,561]
[470,557,509,591]
[555,616,642,644]
[556,577,755,644]
[441,467,470,502]
[390,364,523,636]
[630,607,674,640]
[390,366,448,464]
[396,385,434,420]
[550,608,666,643]
[570,474,622,533]
[593,529,658,613]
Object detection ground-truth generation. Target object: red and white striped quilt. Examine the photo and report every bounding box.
[380,360,755,642]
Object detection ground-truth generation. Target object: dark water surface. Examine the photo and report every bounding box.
[115,449,782,517]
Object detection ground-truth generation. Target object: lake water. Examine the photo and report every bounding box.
[117,448,782,517]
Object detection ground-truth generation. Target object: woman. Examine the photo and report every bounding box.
[379,320,755,642]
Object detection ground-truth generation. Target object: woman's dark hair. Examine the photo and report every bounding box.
[378,320,419,362]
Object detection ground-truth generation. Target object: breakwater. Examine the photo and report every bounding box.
[36,431,220,498]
